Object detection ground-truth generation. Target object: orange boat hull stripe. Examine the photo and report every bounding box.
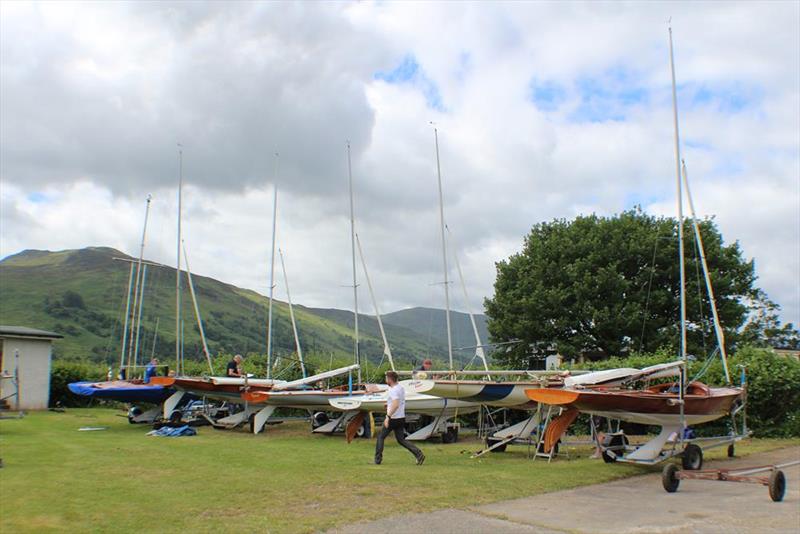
[149,377,176,386]
[525,389,580,405]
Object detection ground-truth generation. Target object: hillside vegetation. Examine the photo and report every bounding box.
[0,247,489,369]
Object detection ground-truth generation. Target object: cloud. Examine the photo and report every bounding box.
[1,1,798,329]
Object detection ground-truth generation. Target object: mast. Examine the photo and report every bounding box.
[669,26,688,366]
[279,249,306,378]
[267,156,279,380]
[447,225,489,372]
[356,233,395,372]
[668,24,688,437]
[681,161,732,384]
[432,126,454,369]
[183,241,214,375]
[347,142,361,384]
[176,146,183,376]
[128,195,152,372]
[132,264,148,370]
[119,262,135,372]
[150,317,160,360]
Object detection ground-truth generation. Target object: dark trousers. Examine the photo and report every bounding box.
[375,417,422,462]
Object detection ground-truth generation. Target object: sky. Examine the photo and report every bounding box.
[1,1,799,327]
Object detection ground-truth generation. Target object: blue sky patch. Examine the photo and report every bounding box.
[570,68,649,122]
[684,82,761,113]
[530,67,650,123]
[374,54,445,111]
[27,192,49,203]
[529,79,566,111]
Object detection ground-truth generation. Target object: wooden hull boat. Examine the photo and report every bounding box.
[150,376,275,404]
[526,381,742,426]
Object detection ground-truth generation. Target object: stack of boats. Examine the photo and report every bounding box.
[69,27,746,467]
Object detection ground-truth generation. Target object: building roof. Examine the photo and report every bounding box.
[0,326,63,339]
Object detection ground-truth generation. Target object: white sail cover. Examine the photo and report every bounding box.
[272,364,360,391]
[565,361,684,388]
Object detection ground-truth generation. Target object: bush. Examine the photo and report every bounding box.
[50,360,108,407]
[568,345,800,437]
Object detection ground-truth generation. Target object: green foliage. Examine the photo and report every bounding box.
[486,209,758,365]
[61,290,86,309]
[569,346,800,437]
[0,247,445,367]
[49,360,108,407]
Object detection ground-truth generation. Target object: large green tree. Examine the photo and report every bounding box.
[485,209,760,365]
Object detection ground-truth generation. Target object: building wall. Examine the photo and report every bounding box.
[0,338,52,410]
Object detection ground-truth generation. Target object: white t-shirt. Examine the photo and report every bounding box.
[387,383,406,419]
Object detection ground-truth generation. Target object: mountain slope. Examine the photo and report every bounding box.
[381,306,490,360]
[0,247,448,366]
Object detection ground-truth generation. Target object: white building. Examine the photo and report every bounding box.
[0,326,62,410]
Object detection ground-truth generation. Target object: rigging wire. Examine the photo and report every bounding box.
[104,264,128,366]
[638,228,661,353]
[690,222,709,358]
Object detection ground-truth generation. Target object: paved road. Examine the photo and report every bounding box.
[332,446,800,534]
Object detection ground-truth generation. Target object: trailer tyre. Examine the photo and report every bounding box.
[442,427,459,444]
[312,412,329,429]
[768,470,786,502]
[602,434,628,463]
[662,463,680,493]
[356,418,371,439]
[128,406,143,424]
[682,443,703,470]
[169,410,183,425]
[727,444,735,458]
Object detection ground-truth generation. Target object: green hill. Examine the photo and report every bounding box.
[0,247,449,367]
[381,306,489,352]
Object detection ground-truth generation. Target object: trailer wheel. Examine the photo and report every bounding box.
[311,412,329,429]
[356,418,371,439]
[602,434,628,463]
[442,427,459,444]
[662,463,680,493]
[169,410,183,425]
[682,443,703,470]
[768,470,786,502]
[486,437,507,452]
[128,406,143,424]
[727,444,735,458]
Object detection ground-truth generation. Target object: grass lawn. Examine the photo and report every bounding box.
[1,409,796,533]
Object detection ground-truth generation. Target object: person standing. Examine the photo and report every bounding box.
[374,371,425,465]
[227,354,244,377]
[143,358,159,384]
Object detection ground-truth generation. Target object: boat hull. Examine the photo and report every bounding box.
[330,381,480,415]
[526,385,742,426]
[415,379,538,408]
[68,380,172,404]
[162,377,373,411]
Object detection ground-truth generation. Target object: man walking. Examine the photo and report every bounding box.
[375,371,425,465]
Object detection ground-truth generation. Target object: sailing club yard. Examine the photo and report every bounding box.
[1,409,797,533]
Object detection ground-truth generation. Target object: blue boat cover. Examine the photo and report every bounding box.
[146,425,196,437]
[68,381,172,404]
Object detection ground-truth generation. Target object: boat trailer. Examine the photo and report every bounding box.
[662,460,799,502]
